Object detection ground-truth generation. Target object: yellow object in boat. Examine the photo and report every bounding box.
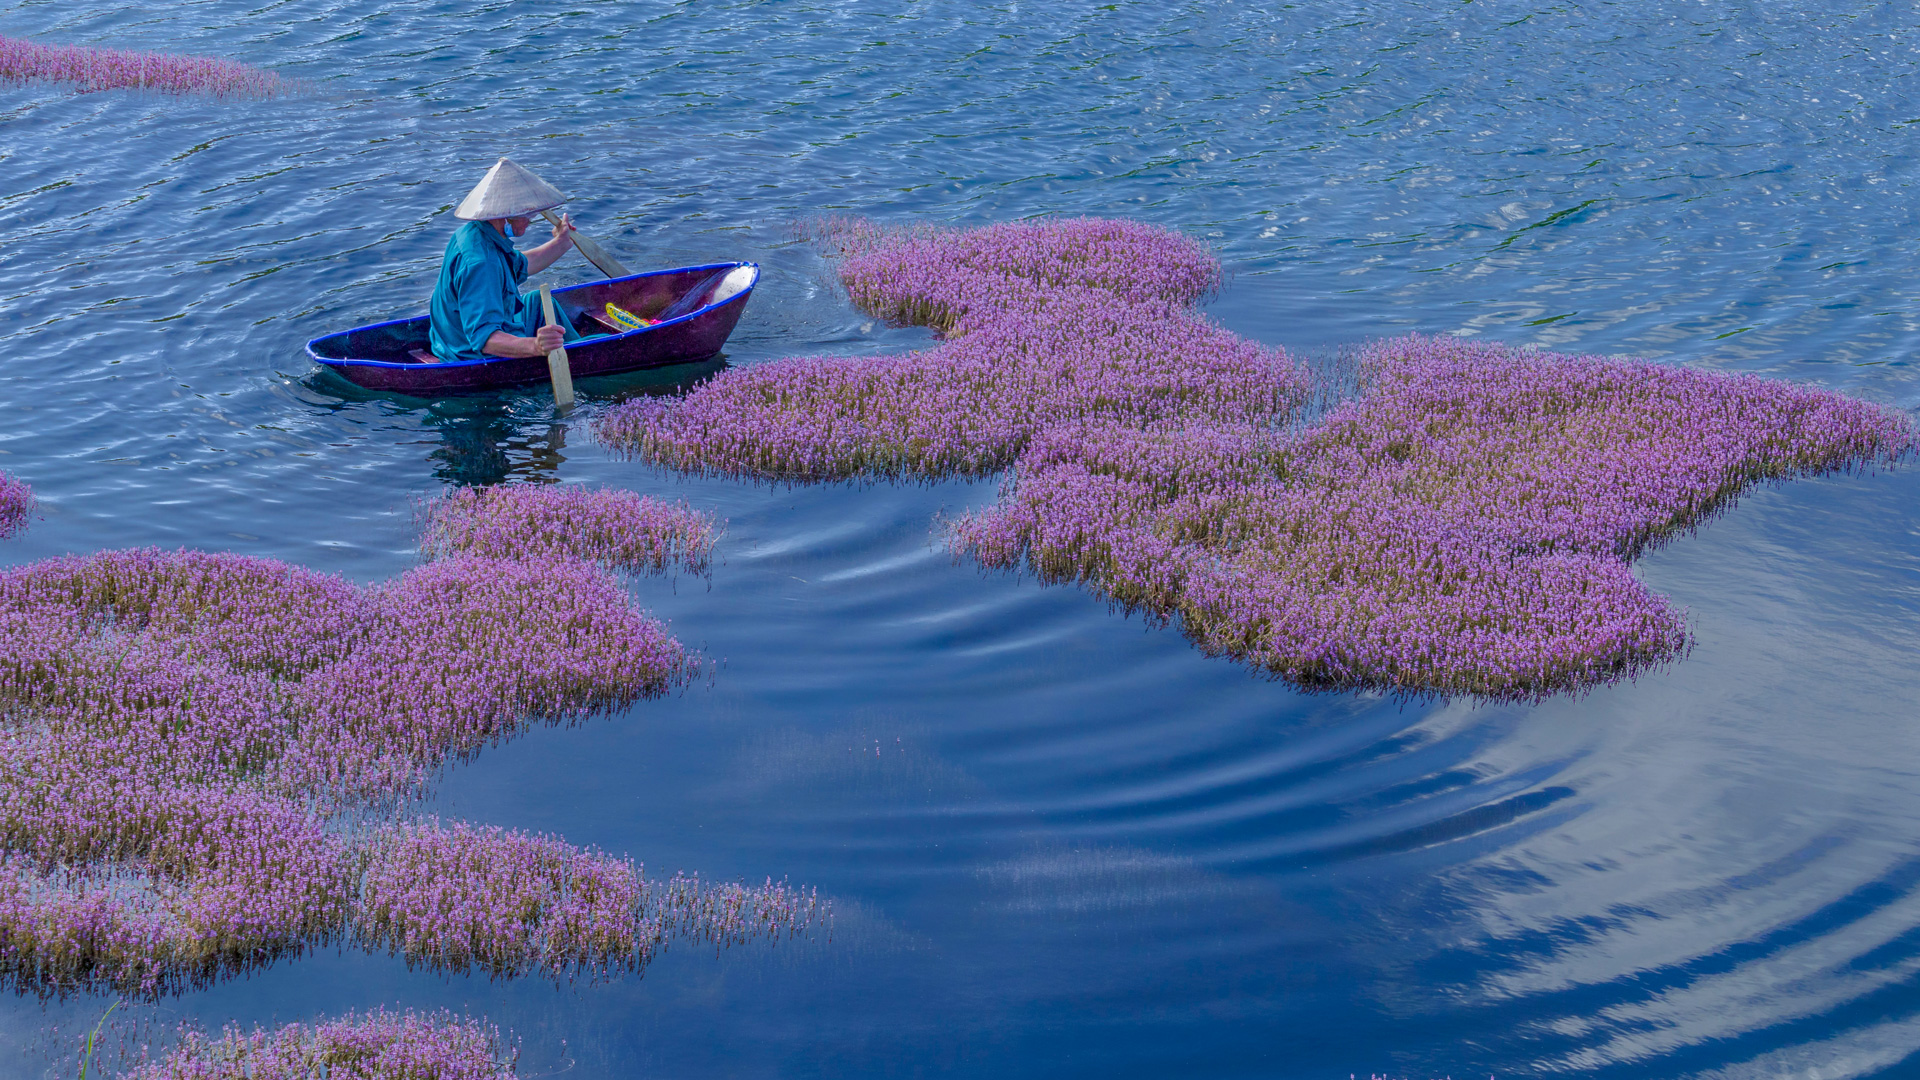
[604,303,655,331]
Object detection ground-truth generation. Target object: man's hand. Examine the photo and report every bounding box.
[483,326,569,358]
[524,213,577,275]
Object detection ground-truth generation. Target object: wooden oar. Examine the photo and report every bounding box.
[538,284,575,410]
[542,209,630,278]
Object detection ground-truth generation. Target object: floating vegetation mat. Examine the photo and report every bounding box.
[0,472,29,539]
[357,817,817,979]
[596,218,1306,480]
[0,485,820,998]
[123,1008,514,1080]
[0,35,286,98]
[597,220,1918,699]
[420,485,720,575]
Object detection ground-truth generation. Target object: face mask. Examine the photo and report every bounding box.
[504,219,521,238]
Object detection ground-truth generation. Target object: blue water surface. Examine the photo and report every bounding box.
[3,1,1920,1076]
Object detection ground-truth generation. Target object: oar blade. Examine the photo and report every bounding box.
[543,210,630,278]
[572,231,631,278]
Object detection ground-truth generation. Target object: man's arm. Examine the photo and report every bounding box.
[482,325,566,358]
[524,213,577,275]
[453,238,565,358]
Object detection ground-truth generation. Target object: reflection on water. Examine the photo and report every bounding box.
[304,357,730,487]
[422,404,566,486]
[581,356,733,407]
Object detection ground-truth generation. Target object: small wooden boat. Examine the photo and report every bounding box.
[307,261,757,395]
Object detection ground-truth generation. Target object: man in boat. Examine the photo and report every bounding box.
[428,157,582,363]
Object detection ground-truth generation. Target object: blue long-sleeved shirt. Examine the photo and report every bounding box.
[428,221,558,362]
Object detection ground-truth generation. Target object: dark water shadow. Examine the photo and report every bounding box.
[294,355,730,485]
[573,355,730,403]
[423,405,568,487]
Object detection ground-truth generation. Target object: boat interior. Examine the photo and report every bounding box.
[310,263,753,364]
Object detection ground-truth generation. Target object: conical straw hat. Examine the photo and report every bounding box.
[453,158,567,220]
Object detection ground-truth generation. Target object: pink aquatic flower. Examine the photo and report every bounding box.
[290,553,695,797]
[601,217,1917,697]
[358,817,650,978]
[0,472,29,539]
[420,484,720,574]
[124,1008,515,1080]
[0,498,814,995]
[0,34,284,98]
[596,219,1302,480]
[357,818,820,980]
[954,336,1917,698]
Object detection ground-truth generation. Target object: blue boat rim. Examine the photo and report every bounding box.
[306,260,759,369]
